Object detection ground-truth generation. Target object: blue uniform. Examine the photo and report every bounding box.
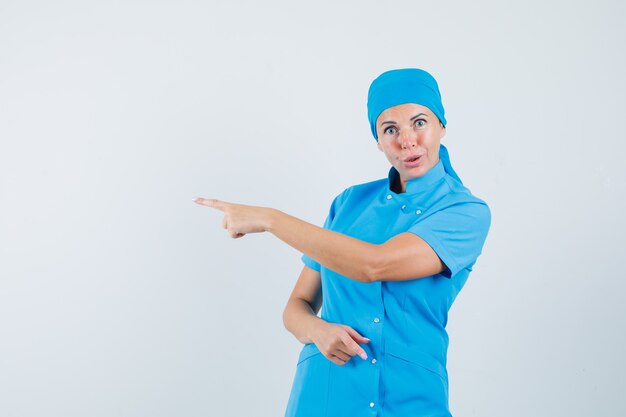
[284,158,491,417]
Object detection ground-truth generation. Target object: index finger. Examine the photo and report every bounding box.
[343,336,368,360]
[193,197,227,211]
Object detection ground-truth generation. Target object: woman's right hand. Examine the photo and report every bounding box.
[309,321,370,366]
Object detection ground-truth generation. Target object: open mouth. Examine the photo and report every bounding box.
[404,155,422,162]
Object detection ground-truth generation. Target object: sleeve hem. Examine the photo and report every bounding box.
[406,229,462,278]
[301,254,321,272]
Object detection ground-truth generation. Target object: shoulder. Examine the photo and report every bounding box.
[429,175,491,227]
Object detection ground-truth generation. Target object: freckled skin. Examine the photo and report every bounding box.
[375,103,446,193]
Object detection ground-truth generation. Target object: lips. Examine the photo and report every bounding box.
[402,154,423,168]
[403,154,422,162]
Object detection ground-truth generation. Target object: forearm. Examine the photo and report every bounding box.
[282,297,326,344]
[267,209,376,283]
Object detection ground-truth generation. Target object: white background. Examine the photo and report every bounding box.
[1,1,625,416]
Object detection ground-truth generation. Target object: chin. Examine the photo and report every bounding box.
[403,166,427,178]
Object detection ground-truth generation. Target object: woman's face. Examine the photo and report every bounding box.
[375,103,446,190]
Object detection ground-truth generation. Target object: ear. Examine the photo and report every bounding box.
[439,123,446,140]
[376,140,382,151]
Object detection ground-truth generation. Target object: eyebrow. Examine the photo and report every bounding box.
[380,113,428,126]
[410,113,428,120]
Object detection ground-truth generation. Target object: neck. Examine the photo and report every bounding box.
[398,156,441,193]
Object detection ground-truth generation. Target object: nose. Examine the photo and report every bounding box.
[399,128,417,149]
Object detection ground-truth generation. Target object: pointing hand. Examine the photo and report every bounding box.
[193,197,276,239]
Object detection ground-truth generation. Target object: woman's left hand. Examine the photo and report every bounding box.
[193,197,276,239]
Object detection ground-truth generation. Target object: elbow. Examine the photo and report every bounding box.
[361,247,384,283]
[361,264,378,283]
[363,245,414,283]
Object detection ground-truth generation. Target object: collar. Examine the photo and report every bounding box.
[387,159,447,194]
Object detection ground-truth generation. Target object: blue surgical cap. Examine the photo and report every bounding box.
[367,68,447,139]
[367,68,462,184]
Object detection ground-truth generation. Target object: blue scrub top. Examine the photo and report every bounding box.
[284,159,491,417]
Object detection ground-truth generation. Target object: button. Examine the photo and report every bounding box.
[415,209,422,215]
[371,358,377,364]
[386,194,392,200]
[369,402,375,408]
[373,317,380,323]
[401,204,406,210]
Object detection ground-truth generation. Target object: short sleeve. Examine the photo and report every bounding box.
[300,190,346,272]
[408,201,491,278]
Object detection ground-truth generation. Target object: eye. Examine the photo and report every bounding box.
[414,119,426,128]
[383,126,397,135]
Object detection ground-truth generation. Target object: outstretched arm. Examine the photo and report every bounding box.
[267,208,445,282]
[193,198,445,282]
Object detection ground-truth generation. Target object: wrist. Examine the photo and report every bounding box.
[264,208,281,233]
[305,316,326,344]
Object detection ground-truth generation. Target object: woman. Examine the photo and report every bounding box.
[194,68,491,416]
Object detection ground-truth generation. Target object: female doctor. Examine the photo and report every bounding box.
[194,68,491,417]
